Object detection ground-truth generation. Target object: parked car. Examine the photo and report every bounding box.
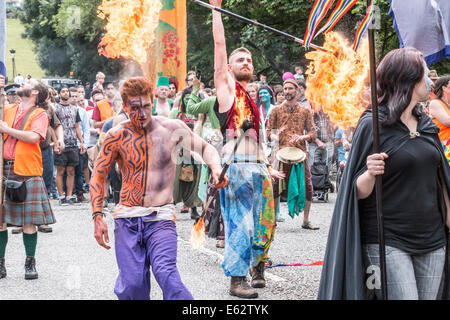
[41,78,83,91]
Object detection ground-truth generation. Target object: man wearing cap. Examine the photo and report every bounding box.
[152,76,173,118]
[92,81,117,130]
[266,79,319,230]
[5,84,21,104]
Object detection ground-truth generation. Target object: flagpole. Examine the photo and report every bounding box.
[367,0,388,300]
[190,0,330,52]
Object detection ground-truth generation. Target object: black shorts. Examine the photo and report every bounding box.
[54,146,79,167]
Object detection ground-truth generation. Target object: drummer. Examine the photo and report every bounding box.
[266,79,319,230]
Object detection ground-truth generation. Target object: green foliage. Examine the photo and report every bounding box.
[19,0,121,82]
[17,0,449,84]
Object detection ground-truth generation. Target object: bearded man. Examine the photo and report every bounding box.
[210,0,284,299]
[0,76,55,280]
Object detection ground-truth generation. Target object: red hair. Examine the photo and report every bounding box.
[120,77,154,105]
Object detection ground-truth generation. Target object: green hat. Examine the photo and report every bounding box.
[157,76,170,88]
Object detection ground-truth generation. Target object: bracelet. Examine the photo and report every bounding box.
[92,211,105,220]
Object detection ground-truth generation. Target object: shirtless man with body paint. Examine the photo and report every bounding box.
[90,77,227,300]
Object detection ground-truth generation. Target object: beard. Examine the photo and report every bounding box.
[284,93,296,101]
[16,87,32,98]
[234,70,253,82]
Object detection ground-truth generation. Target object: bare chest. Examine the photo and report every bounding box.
[117,131,175,172]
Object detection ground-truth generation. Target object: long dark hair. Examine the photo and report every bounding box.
[433,75,450,99]
[376,47,425,126]
[32,81,50,110]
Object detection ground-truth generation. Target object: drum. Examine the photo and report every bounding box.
[276,147,307,164]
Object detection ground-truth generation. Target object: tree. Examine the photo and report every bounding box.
[20,0,122,83]
[187,0,448,85]
[19,0,448,84]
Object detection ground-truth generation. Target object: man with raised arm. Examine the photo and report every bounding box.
[90,77,227,300]
[209,0,284,299]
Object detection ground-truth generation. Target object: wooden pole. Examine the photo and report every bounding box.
[367,0,388,300]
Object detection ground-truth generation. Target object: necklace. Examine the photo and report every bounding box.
[404,116,419,139]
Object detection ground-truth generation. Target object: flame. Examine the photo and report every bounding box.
[233,89,252,135]
[190,217,206,249]
[305,32,370,129]
[97,0,162,65]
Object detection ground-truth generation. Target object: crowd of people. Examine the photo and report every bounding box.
[0,0,449,302]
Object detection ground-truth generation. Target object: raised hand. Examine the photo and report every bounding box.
[209,0,223,7]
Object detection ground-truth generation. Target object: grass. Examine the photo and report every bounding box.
[5,18,45,81]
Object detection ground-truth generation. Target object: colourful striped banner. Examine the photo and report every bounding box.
[303,0,335,48]
[352,0,374,51]
[265,261,324,269]
[315,0,359,37]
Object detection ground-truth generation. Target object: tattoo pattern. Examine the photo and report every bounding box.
[90,122,149,214]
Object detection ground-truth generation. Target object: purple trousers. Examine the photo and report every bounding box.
[114,218,194,300]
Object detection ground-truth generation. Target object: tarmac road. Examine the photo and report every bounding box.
[0,193,336,300]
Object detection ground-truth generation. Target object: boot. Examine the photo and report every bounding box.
[0,258,6,279]
[229,276,258,299]
[250,262,266,288]
[24,256,38,280]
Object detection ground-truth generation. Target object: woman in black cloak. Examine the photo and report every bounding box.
[318,47,450,300]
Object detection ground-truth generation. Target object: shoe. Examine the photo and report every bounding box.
[38,225,53,233]
[67,196,80,206]
[229,276,258,299]
[11,227,23,234]
[250,261,266,288]
[76,192,88,203]
[181,205,189,213]
[103,199,109,208]
[50,192,59,200]
[190,207,200,220]
[302,221,320,230]
[0,258,6,279]
[58,197,69,206]
[216,240,225,248]
[24,256,38,280]
[83,184,90,193]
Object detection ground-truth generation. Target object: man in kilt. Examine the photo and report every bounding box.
[0,75,55,280]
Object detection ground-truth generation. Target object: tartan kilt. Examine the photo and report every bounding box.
[2,164,55,226]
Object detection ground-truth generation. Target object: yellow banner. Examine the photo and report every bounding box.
[155,0,187,91]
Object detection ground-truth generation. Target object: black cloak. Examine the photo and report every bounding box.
[317,106,450,300]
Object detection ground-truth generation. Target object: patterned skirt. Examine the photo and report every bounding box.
[2,163,56,226]
[220,155,276,276]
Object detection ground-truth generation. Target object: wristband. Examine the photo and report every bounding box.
[92,211,105,220]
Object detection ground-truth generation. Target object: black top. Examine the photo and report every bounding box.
[359,129,447,254]
[213,98,229,143]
